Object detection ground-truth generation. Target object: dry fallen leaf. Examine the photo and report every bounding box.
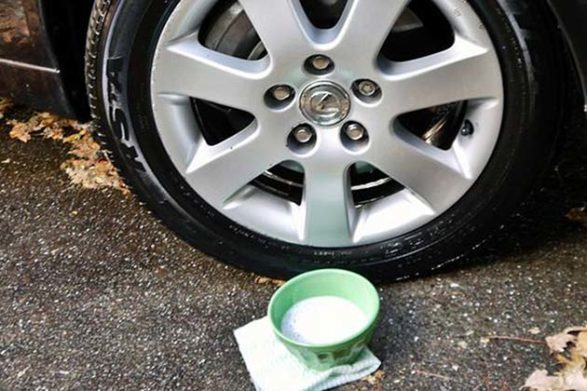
[523,370,560,391]
[363,369,385,386]
[546,327,587,354]
[547,333,578,354]
[523,327,587,391]
[42,125,64,141]
[254,275,286,287]
[576,331,587,359]
[563,368,587,390]
[9,122,32,143]
[566,207,587,228]
[8,112,72,143]
[65,131,101,159]
[3,107,128,194]
[61,158,128,194]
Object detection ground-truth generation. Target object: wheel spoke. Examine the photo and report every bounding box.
[381,37,502,116]
[333,0,411,63]
[369,129,472,212]
[300,162,356,246]
[239,0,316,63]
[153,34,268,113]
[185,124,283,206]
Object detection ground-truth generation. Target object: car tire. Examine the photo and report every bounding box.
[86,0,564,280]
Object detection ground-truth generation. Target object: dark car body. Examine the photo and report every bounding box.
[1,0,587,119]
[0,0,93,118]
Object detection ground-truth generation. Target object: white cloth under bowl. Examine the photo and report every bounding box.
[234,317,381,391]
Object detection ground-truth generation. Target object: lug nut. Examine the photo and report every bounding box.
[344,123,367,141]
[312,55,331,70]
[307,55,333,73]
[293,125,315,144]
[461,120,474,136]
[353,79,381,101]
[357,80,379,97]
[271,85,294,102]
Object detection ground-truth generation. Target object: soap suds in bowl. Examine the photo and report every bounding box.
[280,296,367,345]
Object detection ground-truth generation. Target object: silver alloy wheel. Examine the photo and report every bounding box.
[151,0,504,247]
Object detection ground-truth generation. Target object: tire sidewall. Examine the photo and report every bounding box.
[93,0,557,279]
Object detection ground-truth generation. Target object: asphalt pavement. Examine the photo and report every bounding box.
[0,109,586,390]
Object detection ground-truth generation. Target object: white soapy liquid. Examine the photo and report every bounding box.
[280,296,367,345]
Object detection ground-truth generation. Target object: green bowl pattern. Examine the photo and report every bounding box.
[268,269,380,370]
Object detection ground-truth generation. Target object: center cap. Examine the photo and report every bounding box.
[300,82,351,126]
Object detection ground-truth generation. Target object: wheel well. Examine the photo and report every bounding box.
[534,0,586,151]
[40,0,95,119]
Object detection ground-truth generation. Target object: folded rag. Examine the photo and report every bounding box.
[234,317,381,391]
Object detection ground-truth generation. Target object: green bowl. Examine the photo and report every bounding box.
[268,269,380,370]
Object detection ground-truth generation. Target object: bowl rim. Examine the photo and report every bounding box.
[267,268,380,349]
